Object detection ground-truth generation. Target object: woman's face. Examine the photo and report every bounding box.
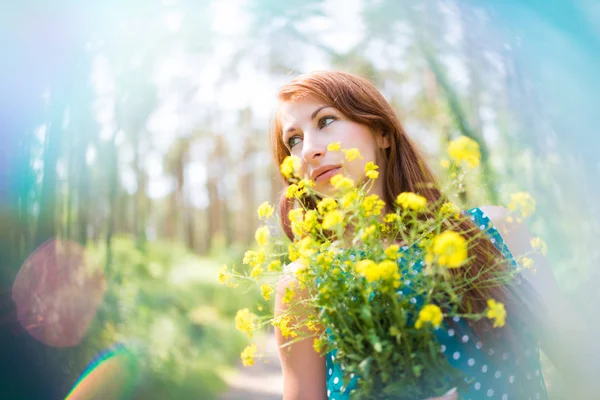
[279,96,389,197]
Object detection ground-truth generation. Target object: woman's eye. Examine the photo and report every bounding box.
[318,116,336,128]
[287,136,302,149]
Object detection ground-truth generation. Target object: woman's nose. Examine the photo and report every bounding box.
[301,134,327,162]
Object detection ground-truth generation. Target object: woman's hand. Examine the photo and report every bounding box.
[425,387,458,400]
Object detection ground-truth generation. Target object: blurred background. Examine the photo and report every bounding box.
[1,0,599,399]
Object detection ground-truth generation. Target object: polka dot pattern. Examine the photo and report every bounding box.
[324,208,548,400]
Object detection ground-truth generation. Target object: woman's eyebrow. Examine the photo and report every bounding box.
[283,105,335,135]
[310,105,334,119]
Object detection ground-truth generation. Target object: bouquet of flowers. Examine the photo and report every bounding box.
[220,136,545,399]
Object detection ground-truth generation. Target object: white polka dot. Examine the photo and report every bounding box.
[502,353,509,360]
[535,393,540,399]
[487,389,494,397]
[490,238,496,244]
[495,370,502,379]
[453,351,460,360]
[410,297,417,304]
[476,341,483,350]
[453,316,460,322]
[525,349,531,357]
[474,382,481,390]
[341,364,345,371]
[398,290,403,295]
[482,365,488,373]
[471,216,476,221]
[405,280,411,285]
[350,373,355,378]
[502,395,508,400]
[448,329,455,337]
[488,348,495,356]
[440,345,447,353]
[402,245,409,250]
[468,358,475,366]
[534,369,540,377]
[329,368,333,376]
[527,373,532,380]
[340,386,344,392]
[509,375,515,384]
[462,335,469,343]
[333,377,339,385]
[471,209,477,214]
[327,390,331,397]
[480,224,486,230]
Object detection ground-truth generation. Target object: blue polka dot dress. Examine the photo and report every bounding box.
[325,207,548,400]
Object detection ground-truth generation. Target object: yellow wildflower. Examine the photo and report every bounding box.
[267,259,282,272]
[217,264,230,285]
[303,210,320,233]
[285,183,307,199]
[241,344,257,367]
[298,178,315,189]
[396,192,428,212]
[530,237,548,256]
[283,286,295,304]
[440,159,450,169]
[243,249,266,268]
[486,299,506,328]
[331,174,355,191]
[280,155,301,179]
[305,318,321,332]
[298,236,318,258]
[257,202,274,220]
[255,226,270,246]
[362,194,385,216]
[322,210,343,230]
[344,148,363,161]
[313,338,326,353]
[415,304,443,329]
[448,136,481,168]
[317,197,338,215]
[355,259,398,282]
[327,142,341,151]
[289,208,305,237]
[361,225,377,241]
[341,190,359,209]
[384,213,400,224]
[440,202,461,219]
[235,308,257,338]
[520,256,535,269]
[288,243,300,262]
[272,315,297,338]
[384,244,400,260]
[426,231,468,268]
[377,260,399,280]
[365,161,379,179]
[355,259,378,282]
[508,192,536,218]
[250,265,264,279]
[261,284,274,300]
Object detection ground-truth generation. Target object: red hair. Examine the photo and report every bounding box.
[269,70,539,343]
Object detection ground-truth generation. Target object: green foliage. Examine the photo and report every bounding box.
[76,236,261,399]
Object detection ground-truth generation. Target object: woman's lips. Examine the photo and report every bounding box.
[315,167,341,183]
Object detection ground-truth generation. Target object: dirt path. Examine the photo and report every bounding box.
[219,332,283,400]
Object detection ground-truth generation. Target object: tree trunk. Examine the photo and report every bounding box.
[35,96,63,248]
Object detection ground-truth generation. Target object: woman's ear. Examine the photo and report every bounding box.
[376,132,391,149]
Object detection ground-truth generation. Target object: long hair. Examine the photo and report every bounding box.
[268,70,539,343]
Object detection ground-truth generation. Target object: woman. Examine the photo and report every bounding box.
[270,71,596,399]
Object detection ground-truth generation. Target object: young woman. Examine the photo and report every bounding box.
[270,71,597,399]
